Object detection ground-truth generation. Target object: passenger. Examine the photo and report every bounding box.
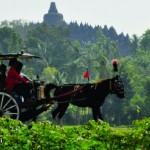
[8,58,17,66]
[15,61,23,74]
[6,59,33,104]
[15,61,31,81]
[0,64,7,90]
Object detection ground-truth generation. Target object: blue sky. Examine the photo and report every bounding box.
[0,0,150,36]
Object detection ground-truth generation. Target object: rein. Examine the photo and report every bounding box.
[50,78,114,103]
[50,85,85,101]
[57,97,87,104]
[109,79,112,93]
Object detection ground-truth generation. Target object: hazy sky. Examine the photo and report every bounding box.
[0,0,150,36]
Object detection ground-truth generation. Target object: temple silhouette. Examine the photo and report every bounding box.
[43,2,65,26]
[43,2,130,56]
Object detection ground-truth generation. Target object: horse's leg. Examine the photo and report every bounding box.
[92,107,103,121]
[92,107,98,121]
[32,106,49,122]
[32,107,37,122]
[51,103,69,126]
[97,106,103,121]
[52,107,60,125]
[57,103,69,127]
[58,119,63,128]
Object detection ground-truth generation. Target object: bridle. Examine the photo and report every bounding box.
[109,79,113,93]
[109,77,124,95]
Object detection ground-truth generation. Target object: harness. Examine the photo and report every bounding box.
[109,79,118,94]
[50,85,85,102]
[51,78,122,104]
[53,82,101,104]
[109,79,113,93]
[57,97,87,104]
[95,79,113,94]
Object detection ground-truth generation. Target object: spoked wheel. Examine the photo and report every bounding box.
[0,92,20,120]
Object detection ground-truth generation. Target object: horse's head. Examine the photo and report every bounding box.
[110,75,124,98]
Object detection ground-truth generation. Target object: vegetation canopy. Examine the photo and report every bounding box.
[0,117,150,149]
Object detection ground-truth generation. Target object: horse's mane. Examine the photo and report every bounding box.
[94,78,110,84]
[60,78,110,87]
[54,78,110,89]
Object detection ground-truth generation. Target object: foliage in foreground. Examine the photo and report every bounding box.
[0,117,150,150]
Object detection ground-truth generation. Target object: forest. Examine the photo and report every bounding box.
[0,20,150,125]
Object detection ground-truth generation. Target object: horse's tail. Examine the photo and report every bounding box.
[44,83,58,99]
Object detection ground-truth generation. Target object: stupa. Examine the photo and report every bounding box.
[43,2,65,26]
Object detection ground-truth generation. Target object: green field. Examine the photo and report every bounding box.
[0,117,150,150]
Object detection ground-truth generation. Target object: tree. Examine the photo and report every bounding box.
[130,34,140,55]
[0,27,22,53]
[140,29,150,51]
[41,66,67,85]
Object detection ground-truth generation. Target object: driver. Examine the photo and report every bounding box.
[6,59,33,104]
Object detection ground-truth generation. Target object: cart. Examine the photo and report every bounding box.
[0,52,52,122]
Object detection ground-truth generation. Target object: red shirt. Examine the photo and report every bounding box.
[6,67,28,91]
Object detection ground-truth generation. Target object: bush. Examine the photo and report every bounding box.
[0,117,150,149]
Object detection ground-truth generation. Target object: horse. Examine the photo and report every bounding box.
[44,75,124,126]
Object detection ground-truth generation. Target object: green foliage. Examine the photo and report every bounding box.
[140,29,150,51]
[0,117,150,149]
[41,66,58,83]
[118,47,150,123]
[0,27,22,53]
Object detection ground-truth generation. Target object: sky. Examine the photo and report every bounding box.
[0,0,150,36]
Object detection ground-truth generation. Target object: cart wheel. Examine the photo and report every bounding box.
[0,92,20,120]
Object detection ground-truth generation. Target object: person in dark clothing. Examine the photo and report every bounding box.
[8,58,17,66]
[15,61,23,74]
[15,61,31,81]
[6,59,33,104]
[0,64,7,90]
